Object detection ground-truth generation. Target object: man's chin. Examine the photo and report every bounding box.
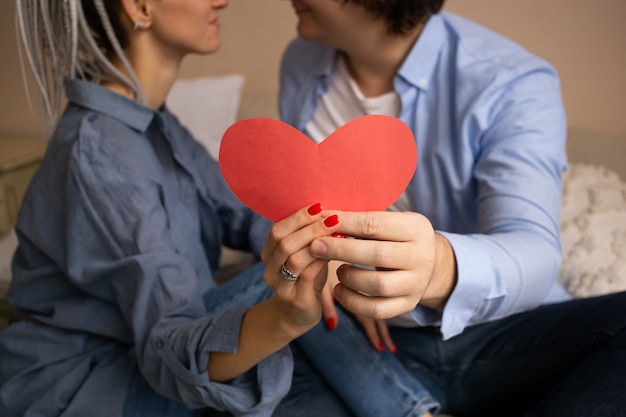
[296,22,318,41]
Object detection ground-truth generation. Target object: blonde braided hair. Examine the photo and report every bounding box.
[15,0,147,131]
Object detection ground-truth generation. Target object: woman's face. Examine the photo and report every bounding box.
[290,0,377,49]
[147,0,228,57]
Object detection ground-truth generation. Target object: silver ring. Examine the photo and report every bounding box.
[281,263,300,281]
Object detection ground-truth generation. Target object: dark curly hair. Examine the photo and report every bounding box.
[345,0,446,35]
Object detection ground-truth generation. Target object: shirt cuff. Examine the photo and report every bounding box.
[418,232,493,339]
[151,307,293,414]
[201,307,294,415]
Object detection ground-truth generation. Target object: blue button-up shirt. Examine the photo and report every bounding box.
[2,79,286,416]
[279,12,570,340]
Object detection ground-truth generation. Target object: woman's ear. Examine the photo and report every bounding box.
[120,0,151,31]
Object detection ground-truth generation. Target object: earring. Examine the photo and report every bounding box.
[133,20,145,31]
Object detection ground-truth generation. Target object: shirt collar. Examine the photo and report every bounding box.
[397,13,446,92]
[64,78,155,132]
[313,13,446,93]
[314,47,338,85]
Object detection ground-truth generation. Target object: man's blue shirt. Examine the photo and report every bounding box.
[279,12,570,339]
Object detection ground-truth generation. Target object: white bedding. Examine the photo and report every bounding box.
[558,163,626,296]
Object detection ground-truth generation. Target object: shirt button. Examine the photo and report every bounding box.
[153,339,164,350]
[87,114,97,122]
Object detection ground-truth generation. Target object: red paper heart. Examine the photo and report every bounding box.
[219,115,417,222]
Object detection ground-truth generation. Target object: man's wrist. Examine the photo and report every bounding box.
[423,233,458,310]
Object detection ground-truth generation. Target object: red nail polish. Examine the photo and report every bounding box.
[308,203,322,216]
[331,233,347,238]
[378,342,385,352]
[324,215,339,227]
[391,344,398,354]
[326,317,337,330]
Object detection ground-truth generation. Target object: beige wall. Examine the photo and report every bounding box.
[446,0,626,138]
[1,0,625,137]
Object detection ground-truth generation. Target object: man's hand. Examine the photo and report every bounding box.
[321,260,398,352]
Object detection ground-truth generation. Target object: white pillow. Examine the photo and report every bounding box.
[166,74,245,160]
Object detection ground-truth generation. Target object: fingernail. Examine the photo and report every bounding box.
[307,203,322,216]
[324,215,339,227]
[333,283,343,297]
[331,233,347,238]
[391,343,398,354]
[378,342,385,352]
[326,317,337,330]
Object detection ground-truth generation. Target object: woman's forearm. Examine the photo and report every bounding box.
[207,295,311,382]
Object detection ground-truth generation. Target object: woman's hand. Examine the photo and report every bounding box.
[260,203,341,336]
[311,211,457,321]
[208,203,340,382]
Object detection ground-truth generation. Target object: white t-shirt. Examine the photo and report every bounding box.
[305,56,417,327]
[305,56,410,212]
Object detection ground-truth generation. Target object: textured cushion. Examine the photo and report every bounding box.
[558,163,626,297]
[0,229,16,299]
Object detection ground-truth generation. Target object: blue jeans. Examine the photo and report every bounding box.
[278,291,626,417]
[291,309,440,417]
[387,291,626,417]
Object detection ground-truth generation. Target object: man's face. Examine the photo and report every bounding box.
[289,0,380,49]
